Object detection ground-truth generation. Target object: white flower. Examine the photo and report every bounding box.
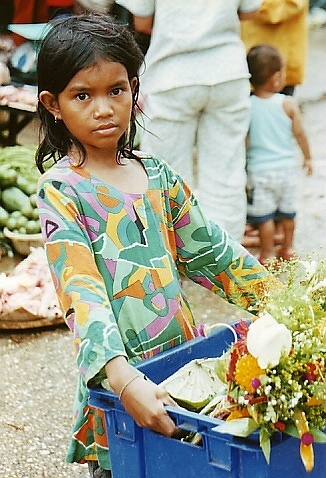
[264,403,277,423]
[299,260,317,281]
[310,278,326,292]
[246,313,292,369]
[265,385,272,395]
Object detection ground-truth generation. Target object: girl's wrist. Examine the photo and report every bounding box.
[118,372,146,401]
[105,355,134,393]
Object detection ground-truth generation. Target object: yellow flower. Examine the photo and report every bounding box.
[235,354,264,393]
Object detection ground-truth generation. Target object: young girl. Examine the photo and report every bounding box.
[246,44,312,266]
[36,14,275,477]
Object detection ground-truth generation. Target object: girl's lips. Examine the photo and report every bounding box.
[93,124,118,135]
[94,123,116,130]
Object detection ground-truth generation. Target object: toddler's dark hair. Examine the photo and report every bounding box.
[36,13,144,173]
[247,44,283,88]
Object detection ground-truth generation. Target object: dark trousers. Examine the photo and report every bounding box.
[88,461,112,478]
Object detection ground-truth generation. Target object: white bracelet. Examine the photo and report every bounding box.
[118,373,143,401]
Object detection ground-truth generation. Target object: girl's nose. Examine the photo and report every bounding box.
[93,97,114,118]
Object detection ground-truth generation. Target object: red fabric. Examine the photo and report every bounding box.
[46,0,73,6]
[12,0,49,46]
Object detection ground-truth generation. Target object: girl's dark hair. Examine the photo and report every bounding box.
[36,13,144,173]
[247,44,283,88]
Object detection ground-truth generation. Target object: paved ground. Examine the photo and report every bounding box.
[0,24,325,478]
[293,26,326,255]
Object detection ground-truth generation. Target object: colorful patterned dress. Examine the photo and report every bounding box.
[37,153,271,469]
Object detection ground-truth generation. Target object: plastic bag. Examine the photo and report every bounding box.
[8,41,38,84]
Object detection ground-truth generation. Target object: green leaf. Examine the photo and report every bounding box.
[310,428,326,443]
[215,418,259,437]
[260,428,271,463]
[248,404,260,424]
[214,351,229,383]
[285,423,326,443]
[284,422,299,438]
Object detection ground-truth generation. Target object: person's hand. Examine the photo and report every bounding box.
[120,375,179,436]
[303,158,313,176]
[105,356,178,436]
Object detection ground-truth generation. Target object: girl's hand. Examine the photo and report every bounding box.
[105,356,178,436]
[120,376,179,436]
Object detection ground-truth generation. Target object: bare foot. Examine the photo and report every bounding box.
[277,248,297,261]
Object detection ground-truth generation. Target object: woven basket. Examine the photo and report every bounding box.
[3,228,43,256]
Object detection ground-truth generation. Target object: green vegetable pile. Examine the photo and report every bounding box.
[0,145,40,236]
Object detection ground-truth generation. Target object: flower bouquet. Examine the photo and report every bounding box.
[162,258,326,472]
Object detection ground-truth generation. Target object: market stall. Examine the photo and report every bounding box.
[0,144,63,329]
[0,23,49,145]
[0,85,37,145]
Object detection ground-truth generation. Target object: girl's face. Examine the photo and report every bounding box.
[42,59,137,160]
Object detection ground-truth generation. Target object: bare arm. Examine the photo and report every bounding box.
[105,355,178,436]
[133,14,154,35]
[283,96,313,175]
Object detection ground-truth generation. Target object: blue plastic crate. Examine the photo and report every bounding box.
[89,326,325,478]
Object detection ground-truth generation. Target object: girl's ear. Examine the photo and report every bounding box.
[130,77,138,94]
[39,91,61,120]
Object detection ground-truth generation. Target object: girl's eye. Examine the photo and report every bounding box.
[111,87,123,96]
[76,93,89,101]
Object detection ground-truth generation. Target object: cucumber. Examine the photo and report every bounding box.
[0,168,18,188]
[0,146,39,189]
[0,145,37,168]
[0,206,9,227]
[1,187,32,213]
[29,193,38,208]
[16,176,36,196]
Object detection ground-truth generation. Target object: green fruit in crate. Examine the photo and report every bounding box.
[5,212,25,230]
[16,175,37,196]
[9,211,21,218]
[160,358,226,410]
[15,214,28,229]
[5,216,19,231]
[29,193,38,208]
[1,186,32,213]
[0,206,9,227]
[25,220,41,234]
[30,208,40,220]
[0,168,17,188]
[0,146,41,239]
[20,204,34,219]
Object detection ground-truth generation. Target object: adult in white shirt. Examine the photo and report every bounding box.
[116,0,261,241]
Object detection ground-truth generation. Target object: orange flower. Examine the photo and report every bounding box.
[306,397,323,406]
[226,408,251,421]
[235,354,264,393]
